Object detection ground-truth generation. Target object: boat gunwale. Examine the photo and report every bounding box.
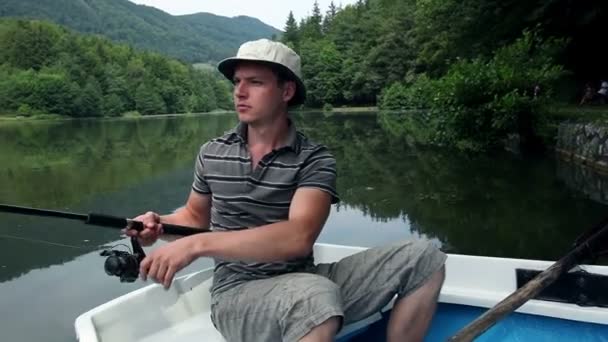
[74,243,608,342]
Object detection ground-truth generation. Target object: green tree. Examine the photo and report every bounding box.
[134,83,166,115]
[102,93,126,116]
[74,77,103,117]
[0,19,233,117]
[0,20,62,70]
[322,1,338,34]
[299,1,323,41]
[380,30,566,151]
[282,11,300,52]
[300,40,343,106]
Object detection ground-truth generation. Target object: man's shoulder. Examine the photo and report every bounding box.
[199,130,241,153]
[295,130,333,156]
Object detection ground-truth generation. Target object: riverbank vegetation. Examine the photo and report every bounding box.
[283,0,607,151]
[2,0,607,151]
[0,19,232,119]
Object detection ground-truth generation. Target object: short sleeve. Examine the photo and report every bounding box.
[192,143,212,195]
[297,146,340,204]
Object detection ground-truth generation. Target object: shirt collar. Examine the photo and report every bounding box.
[233,118,300,153]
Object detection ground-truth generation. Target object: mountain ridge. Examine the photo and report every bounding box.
[0,0,282,63]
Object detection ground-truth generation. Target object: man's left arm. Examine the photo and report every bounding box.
[140,146,338,287]
[193,187,332,262]
[139,187,332,287]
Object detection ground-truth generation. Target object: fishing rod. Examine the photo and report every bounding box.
[0,204,202,236]
[0,204,205,283]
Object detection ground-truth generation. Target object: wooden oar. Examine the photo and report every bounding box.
[448,217,608,342]
[0,203,204,236]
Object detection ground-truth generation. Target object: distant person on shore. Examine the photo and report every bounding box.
[579,82,596,105]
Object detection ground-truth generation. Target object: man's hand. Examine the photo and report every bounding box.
[139,236,199,288]
[124,211,164,246]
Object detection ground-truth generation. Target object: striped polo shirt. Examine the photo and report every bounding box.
[192,119,339,295]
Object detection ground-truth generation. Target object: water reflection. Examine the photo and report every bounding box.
[297,113,607,259]
[0,238,214,342]
[1,115,238,283]
[0,112,607,341]
[1,113,607,283]
[321,204,442,248]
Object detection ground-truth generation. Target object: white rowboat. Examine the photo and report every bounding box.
[75,243,608,341]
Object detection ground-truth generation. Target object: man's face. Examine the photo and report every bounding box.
[232,62,294,125]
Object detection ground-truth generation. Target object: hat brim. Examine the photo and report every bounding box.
[217,57,306,107]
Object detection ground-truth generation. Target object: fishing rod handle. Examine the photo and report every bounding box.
[86,213,204,236]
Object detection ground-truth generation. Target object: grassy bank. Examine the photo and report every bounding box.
[0,113,66,121]
[296,106,378,113]
[0,110,237,123]
[548,105,608,122]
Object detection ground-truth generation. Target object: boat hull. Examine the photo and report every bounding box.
[342,303,608,342]
[75,243,608,342]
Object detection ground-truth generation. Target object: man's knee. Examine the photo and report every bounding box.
[299,316,342,342]
[281,273,345,341]
[424,264,445,292]
[286,274,343,325]
[392,239,446,297]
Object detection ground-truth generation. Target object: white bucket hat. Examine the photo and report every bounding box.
[217,39,306,106]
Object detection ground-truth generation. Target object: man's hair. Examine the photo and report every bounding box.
[266,62,295,87]
[231,61,294,86]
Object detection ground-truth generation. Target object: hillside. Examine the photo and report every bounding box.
[0,0,281,63]
[0,19,233,118]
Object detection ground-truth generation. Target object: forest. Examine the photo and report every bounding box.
[1,0,607,150]
[0,19,233,118]
[282,0,607,150]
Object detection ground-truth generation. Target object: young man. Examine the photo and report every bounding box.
[126,39,446,342]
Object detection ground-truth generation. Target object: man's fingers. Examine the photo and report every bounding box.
[139,257,151,281]
[123,212,163,246]
[147,258,161,282]
[122,229,138,237]
[139,228,155,239]
[155,263,168,284]
[164,266,176,289]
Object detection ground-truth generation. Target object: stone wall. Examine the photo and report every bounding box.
[556,122,608,174]
[556,122,608,204]
[556,158,608,205]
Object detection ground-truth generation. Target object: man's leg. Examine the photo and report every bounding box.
[299,316,342,342]
[387,265,445,342]
[314,239,447,340]
[211,272,344,342]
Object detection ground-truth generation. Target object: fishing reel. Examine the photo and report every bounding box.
[100,236,146,283]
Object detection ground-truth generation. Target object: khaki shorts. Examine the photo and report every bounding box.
[210,240,446,342]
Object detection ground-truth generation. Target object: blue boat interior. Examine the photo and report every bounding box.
[339,303,608,342]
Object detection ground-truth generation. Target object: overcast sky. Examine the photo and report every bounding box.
[129,0,358,30]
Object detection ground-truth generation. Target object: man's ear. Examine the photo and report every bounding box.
[282,81,296,103]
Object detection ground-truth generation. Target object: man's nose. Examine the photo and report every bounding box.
[234,82,247,98]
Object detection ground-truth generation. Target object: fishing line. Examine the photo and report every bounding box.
[0,234,134,253]
[0,233,93,250]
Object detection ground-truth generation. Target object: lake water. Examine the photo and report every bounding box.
[1,112,607,341]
